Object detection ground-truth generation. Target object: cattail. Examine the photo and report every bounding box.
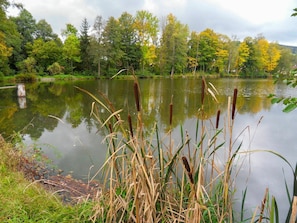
[134,81,140,112]
[169,102,173,126]
[182,156,194,184]
[201,78,205,105]
[216,110,221,129]
[231,88,238,120]
[108,123,113,134]
[128,114,133,138]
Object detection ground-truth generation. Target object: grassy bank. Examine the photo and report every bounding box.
[0,136,95,222]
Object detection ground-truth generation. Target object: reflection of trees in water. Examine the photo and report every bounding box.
[0,78,277,140]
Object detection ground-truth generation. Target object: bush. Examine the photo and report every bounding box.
[47,62,64,75]
[15,73,38,83]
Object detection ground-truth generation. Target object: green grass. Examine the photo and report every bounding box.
[0,138,95,222]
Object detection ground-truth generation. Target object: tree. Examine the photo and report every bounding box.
[27,38,62,73]
[158,14,189,76]
[266,43,281,73]
[235,41,250,73]
[196,29,219,73]
[214,34,230,74]
[134,10,159,73]
[35,19,57,41]
[62,23,78,38]
[276,47,296,75]
[118,12,142,71]
[12,9,36,46]
[90,15,105,77]
[62,24,81,74]
[102,16,124,74]
[79,18,91,72]
[187,31,200,74]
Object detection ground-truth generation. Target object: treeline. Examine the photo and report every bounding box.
[1,1,296,78]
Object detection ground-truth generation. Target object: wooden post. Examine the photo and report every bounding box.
[17,83,26,109]
[17,83,26,97]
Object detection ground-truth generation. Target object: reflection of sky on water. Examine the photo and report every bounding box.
[231,104,297,221]
[24,114,107,180]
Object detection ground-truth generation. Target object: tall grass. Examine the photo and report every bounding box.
[76,77,292,222]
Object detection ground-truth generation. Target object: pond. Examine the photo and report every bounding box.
[0,77,296,221]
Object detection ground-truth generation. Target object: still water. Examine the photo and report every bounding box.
[0,77,296,220]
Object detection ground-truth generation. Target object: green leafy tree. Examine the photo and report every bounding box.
[35,19,57,41]
[196,29,219,73]
[240,36,261,76]
[225,36,240,74]
[102,16,124,74]
[90,15,105,77]
[187,31,200,74]
[79,18,91,73]
[61,23,78,37]
[0,0,13,75]
[158,14,189,76]
[276,46,296,75]
[62,24,81,74]
[27,38,62,74]
[118,12,142,71]
[134,10,159,73]
[11,8,36,62]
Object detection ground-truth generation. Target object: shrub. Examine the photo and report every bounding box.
[47,62,64,75]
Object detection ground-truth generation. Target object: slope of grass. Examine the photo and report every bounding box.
[0,137,95,223]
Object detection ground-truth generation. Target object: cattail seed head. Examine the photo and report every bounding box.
[169,103,173,126]
[128,114,133,138]
[216,109,221,129]
[108,123,113,134]
[232,88,238,120]
[201,78,205,105]
[182,156,194,184]
[134,81,140,112]
[182,156,191,173]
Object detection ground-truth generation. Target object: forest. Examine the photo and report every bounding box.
[1,0,297,78]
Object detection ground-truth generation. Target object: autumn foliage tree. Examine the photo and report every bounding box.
[0,4,295,77]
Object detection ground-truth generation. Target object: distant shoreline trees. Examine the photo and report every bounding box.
[1,1,296,78]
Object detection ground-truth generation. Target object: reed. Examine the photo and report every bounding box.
[77,78,288,222]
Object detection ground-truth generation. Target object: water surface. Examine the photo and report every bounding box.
[0,77,296,220]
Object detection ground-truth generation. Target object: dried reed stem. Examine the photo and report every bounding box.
[290,196,297,223]
[259,188,268,223]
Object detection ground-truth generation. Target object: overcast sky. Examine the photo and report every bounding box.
[8,0,297,46]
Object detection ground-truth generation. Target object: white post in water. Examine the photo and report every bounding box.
[17,83,26,97]
[17,83,26,109]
